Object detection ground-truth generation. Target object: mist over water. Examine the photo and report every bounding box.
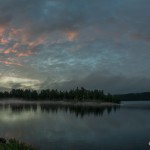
[0,100,149,150]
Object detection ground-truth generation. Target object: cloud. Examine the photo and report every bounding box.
[131,33,150,43]
[52,71,150,94]
[0,60,22,67]
[0,0,149,93]
[65,31,78,42]
[16,50,32,57]
[4,48,17,54]
[0,76,42,89]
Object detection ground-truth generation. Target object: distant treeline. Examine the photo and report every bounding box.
[0,87,120,103]
[115,92,150,101]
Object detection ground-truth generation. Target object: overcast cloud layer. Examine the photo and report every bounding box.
[0,0,150,94]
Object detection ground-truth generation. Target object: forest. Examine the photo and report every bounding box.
[116,92,150,101]
[0,87,120,103]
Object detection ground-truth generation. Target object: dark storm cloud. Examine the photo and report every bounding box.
[0,0,149,33]
[56,71,150,94]
[0,0,86,34]
[0,0,131,34]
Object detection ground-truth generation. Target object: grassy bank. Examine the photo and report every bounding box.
[0,138,38,150]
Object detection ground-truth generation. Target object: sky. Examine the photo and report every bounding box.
[0,0,150,94]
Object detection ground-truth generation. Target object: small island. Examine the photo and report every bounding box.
[0,87,120,104]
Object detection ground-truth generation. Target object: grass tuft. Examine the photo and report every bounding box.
[0,138,38,150]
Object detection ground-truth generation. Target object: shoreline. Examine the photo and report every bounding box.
[0,99,120,107]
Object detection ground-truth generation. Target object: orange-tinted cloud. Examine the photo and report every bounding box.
[66,31,78,42]
[16,50,32,57]
[0,60,22,66]
[0,26,6,36]
[13,43,19,49]
[131,33,150,42]
[1,38,8,44]
[4,49,10,54]
[4,48,17,54]
[9,28,29,44]
[21,34,28,44]
[28,35,47,48]
[11,28,22,35]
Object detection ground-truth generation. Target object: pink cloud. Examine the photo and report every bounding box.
[131,33,150,42]
[4,48,17,54]
[0,60,22,67]
[13,43,19,49]
[0,26,6,36]
[1,38,8,45]
[16,50,32,57]
[65,31,78,42]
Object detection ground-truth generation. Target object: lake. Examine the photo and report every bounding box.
[0,101,149,150]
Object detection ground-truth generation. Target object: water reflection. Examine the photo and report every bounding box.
[0,103,120,118]
[0,102,149,150]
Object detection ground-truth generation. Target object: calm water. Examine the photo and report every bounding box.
[0,101,150,150]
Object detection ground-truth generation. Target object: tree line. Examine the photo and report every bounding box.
[116,92,150,101]
[0,87,120,103]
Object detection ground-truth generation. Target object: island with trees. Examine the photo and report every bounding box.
[0,87,120,104]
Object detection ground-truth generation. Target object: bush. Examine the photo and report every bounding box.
[0,138,38,150]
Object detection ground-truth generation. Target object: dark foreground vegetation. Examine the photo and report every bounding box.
[116,92,150,101]
[0,87,120,103]
[0,138,38,150]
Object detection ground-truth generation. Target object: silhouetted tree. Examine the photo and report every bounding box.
[0,87,120,103]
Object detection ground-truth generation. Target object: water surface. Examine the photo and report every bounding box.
[0,100,149,150]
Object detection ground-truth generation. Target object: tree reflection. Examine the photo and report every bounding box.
[0,104,120,118]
